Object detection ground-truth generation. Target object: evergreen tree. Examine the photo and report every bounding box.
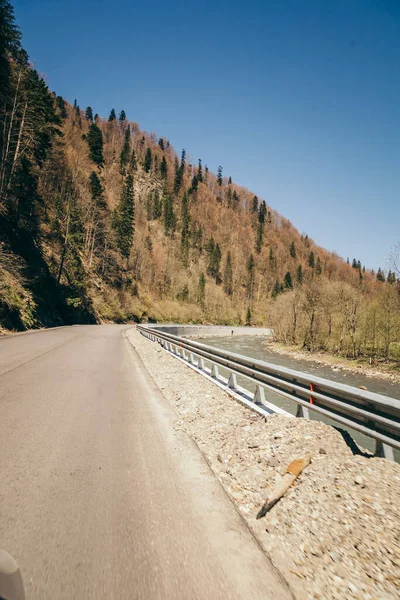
[85,106,93,121]
[120,125,131,173]
[308,251,315,269]
[174,155,184,193]
[113,175,135,259]
[228,176,232,185]
[245,307,252,326]
[217,165,223,186]
[232,190,239,209]
[376,267,385,282]
[255,222,263,253]
[296,264,303,285]
[290,241,296,259]
[316,256,322,276]
[227,187,232,208]
[246,254,255,299]
[87,123,104,166]
[56,96,67,119]
[144,147,152,173]
[119,109,126,123]
[153,190,162,220]
[352,258,358,269]
[251,196,259,213]
[108,108,116,121]
[158,137,165,150]
[190,174,198,193]
[198,272,206,305]
[204,165,209,183]
[89,171,104,207]
[180,193,190,266]
[206,238,221,282]
[197,159,203,182]
[160,155,168,179]
[387,270,396,284]
[223,251,233,296]
[272,280,283,298]
[269,247,276,269]
[11,156,40,233]
[163,195,176,234]
[284,271,293,289]
[258,201,267,224]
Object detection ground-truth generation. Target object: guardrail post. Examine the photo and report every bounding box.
[254,385,265,405]
[211,363,219,378]
[199,358,205,371]
[375,440,395,461]
[189,353,195,364]
[296,404,310,419]
[228,373,237,390]
[182,349,187,360]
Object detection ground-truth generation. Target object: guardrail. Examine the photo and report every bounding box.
[137,324,400,461]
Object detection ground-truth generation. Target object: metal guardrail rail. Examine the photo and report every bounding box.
[137,325,400,461]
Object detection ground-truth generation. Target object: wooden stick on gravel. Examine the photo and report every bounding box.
[256,455,312,519]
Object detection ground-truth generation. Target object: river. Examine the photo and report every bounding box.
[196,335,400,458]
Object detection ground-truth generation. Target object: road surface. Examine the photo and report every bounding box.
[0,325,293,599]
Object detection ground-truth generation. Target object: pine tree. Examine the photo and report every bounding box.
[180,193,190,266]
[198,272,206,305]
[251,195,259,213]
[204,165,209,184]
[245,307,252,326]
[119,110,126,123]
[85,106,93,121]
[120,125,131,173]
[197,159,203,182]
[290,241,296,259]
[296,264,303,285]
[223,251,233,296]
[158,137,165,150]
[56,96,67,119]
[308,251,315,269]
[87,123,104,166]
[272,280,282,298]
[232,190,239,209]
[144,147,152,173]
[217,165,223,186]
[227,187,232,208]
[246,254,255,300]
[108,108,116,121]
[316,256,322,275]
[163,195,175,234]
[174,155,184,193]
[258,201,267,223]
[387,270,396,284]
[376,267,385,282]
[113,175,135,259]
[228,176,232,185]
[153,190,162,220]
[255,222,263,253]
[206,238,221,282]
[269,247,276,269]
[284,271,293,289]
[352,258,358,269]
[160,155,168,179]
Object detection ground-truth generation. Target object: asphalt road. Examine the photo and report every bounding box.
[0,325,293,600]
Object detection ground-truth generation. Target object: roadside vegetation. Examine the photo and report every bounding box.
[0,1,399,366]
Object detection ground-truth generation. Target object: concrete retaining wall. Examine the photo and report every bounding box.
[145,324,272,338]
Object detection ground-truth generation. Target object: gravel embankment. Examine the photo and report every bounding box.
[127,329,400,600]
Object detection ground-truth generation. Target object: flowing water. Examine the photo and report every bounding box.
[194,335,400,457]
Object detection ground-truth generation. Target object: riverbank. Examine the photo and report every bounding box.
[267,341,400,384]
[128,328,400,600]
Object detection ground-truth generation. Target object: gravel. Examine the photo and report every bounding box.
[128,329,400,600]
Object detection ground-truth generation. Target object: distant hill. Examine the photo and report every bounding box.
[0,1,399,360]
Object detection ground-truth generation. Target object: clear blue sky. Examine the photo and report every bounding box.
[13,0,400,271]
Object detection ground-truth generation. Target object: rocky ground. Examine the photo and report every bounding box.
[127,328,400,600]
[267,342,400,384]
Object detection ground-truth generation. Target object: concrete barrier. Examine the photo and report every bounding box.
[144,324,272,337]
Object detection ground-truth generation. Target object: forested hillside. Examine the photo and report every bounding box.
[0,1,399,360]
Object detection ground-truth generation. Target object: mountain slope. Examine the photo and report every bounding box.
[0,1,399,360]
